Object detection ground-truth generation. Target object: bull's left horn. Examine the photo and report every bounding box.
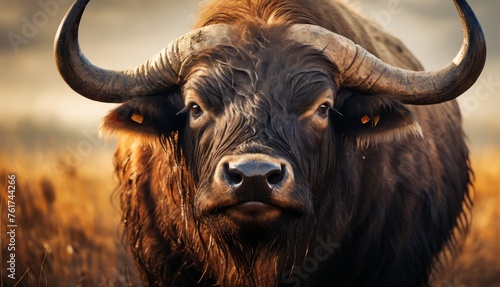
[54,0,233,103]
[288,0,486,105]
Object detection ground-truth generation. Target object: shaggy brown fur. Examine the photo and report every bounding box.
[101,0,472,286]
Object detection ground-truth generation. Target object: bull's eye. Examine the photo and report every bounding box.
[190,103,204,118]
[317,103,330,118]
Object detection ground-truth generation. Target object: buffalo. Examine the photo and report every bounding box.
[54,0,486,286]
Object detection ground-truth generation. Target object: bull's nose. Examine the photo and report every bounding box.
[225,161,285,188]
[209,154,301,225]
[216,154,291,198]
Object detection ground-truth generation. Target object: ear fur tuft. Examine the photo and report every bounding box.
[332,89,423,148]
[99,95,184,140]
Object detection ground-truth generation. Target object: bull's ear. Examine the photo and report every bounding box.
[100,95,184,139]
[332,89,423,148]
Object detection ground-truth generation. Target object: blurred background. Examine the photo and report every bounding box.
[0,0,498,286]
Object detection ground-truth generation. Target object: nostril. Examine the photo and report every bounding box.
[267,165,286,186]
[225,163,243,185]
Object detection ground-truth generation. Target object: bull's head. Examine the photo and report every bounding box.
[55,0,485,243]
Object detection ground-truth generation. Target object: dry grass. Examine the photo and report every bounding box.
[0,145,499,286]
[432,148,500,287]
[0,149,140,286]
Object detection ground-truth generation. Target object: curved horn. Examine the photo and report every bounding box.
[54,0,234,103]
[288,0,486,105]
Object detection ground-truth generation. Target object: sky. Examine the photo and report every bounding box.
[1,0,499,148]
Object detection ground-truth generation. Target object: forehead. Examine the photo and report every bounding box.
[183,41,337,107]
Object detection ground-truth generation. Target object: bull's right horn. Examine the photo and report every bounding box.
[54,0,234,103]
